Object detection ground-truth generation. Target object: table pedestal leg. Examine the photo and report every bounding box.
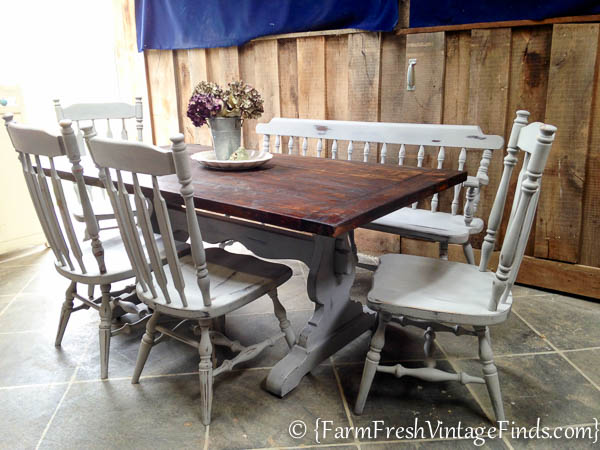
[265,234,375,397]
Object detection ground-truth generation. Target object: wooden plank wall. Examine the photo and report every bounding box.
[142,24,600,299]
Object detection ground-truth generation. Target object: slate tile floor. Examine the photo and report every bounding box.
[1,247,599,449]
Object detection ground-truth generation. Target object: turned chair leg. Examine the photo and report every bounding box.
[268,289,296,348]
[87,284,95,300]
[476,326,505,422]
[198,319,214,425]
[463,242,476,265]
[55,281,77,347]
[355,312,390,415]
[98,284,112,380]
[439,241,449,260]
[132,311,161,384]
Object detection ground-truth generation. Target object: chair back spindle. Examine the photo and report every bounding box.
[85,132,212,308]
[256,119,504,218]
[476,112,556,310]
[3,115,105,276]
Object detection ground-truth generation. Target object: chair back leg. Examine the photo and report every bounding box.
[132,311,161,384]
[476,326,506,422]
[55,281,77,347]
[354,312,390,415]
[99,283,112,379]
[198,319,214,425]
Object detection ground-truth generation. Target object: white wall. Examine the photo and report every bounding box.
[1,0,133,129]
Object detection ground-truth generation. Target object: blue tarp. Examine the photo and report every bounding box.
[135,0,399,51]
[410,1,600,28]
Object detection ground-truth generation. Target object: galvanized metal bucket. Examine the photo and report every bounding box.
[208,117,242,160]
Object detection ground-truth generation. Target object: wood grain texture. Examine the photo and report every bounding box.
[297,37,326,156]
[253,40,280,153]
[145,50,180,145]
[348,32,381,162]
[467,28,511,248]
[45,145,465,238]
[500,26,552,254]
[581,30,600,267]
[174,49,212,145]
[206,46,240,84]
[442,30,471,214]
[379,33,406,166]
[535,24,599,263]
[238,42,258,149]
[325,34,349,158]
[277,39,299,155]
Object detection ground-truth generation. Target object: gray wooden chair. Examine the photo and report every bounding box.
[54,98,147,299]
[256,119,504,264]
[84,129,296,425]
[2,114,168,379]
[53,98,145,223]
[353,111,556,423]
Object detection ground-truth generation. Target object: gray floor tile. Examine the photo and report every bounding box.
[21,266,71,295]
[0,384,67,450]
[507,424,599,449]
[0,264,38,296]
[361,439,507,449]
[0,329,88,387]
[0,293,77,333]
[511,284,548,298]
[336,361,489,432]
[0,247,52,268]
[436,313,553,359]
[563,348,600,386]
[513,294,600,350]
[39,377,206,449]
[0,295,13,311]
[208,366,353,449]
[454,353,600,428]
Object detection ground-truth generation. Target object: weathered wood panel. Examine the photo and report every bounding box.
[501,26,552,254]
[297,37,326,157]
[581,35,600,268]
[347,32,381,162]
[145,50,180,145]
[467,28,511,248]
[140,23,600,298]
[535,24,599,263]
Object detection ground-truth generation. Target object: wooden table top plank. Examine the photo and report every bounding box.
[44,144,466,237]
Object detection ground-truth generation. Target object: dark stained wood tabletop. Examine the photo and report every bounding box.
[48,144,466,237]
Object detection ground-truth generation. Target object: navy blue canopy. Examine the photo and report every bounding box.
[135,0,399,51]
[410,1,600,28]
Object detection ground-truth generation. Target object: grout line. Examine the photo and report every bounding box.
[434,339,496,424]
[330,357,361,449]
[35,331,94,450]
[0,380,71,391]
[561,346,600,354]
[0,269,40,318]
[513,310,600,392]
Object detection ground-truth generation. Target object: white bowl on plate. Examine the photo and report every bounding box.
[191,150,273,171]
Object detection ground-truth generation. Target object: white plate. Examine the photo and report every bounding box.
[191,150,273,171]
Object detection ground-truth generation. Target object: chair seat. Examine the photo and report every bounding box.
[138,248,293,319]
[364,208,484,244]
[367,254,512,326]
[55,229,188,285]
[72,192,141,222]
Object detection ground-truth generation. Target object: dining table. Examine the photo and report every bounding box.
[48,143,466,397]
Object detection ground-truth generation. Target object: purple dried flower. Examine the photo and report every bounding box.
[187,93,222,127]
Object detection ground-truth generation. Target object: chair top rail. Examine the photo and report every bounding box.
[56,102,136,121]
[6,121,65,158]
[86,136,176,176]
[516,122,545,154]
[257,118,504,150]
